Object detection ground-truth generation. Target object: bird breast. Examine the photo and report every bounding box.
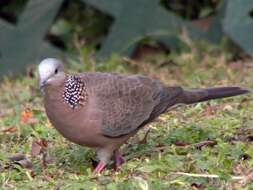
[44,86,105,147]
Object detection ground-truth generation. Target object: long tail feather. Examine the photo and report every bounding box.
[180,87,250,104]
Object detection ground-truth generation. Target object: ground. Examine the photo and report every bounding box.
[0,45,253,190]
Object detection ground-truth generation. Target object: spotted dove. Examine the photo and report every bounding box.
[38,58,250,173]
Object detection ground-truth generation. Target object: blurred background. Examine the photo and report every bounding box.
[0,0,252,76]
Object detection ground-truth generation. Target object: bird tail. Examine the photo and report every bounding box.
[179,86,250,104]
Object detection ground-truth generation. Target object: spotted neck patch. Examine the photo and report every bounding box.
[63,75,88,109]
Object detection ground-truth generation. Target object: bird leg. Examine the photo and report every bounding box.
[139,128,151,144]
[90,158,99,169]
[114,150,125,170]
[93,161,107,174]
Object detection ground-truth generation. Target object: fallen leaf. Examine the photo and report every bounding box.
[8,153,33,169]
[15,159,33,169]
[31,141,42,156]
[223,104,233,112]
[191,183,204,190]
[202,103,221,116]
[174,140,189,147]
[1,126,17,133]
[8,153,26,161]
[31,138,48,157]
[193,140,217,149]
[191,16,213,32]
[20,109,33,123]
[38,138,48,148]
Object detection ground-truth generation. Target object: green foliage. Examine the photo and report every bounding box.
[82,0,224,58]
[0,0,225,77]
[0,0,63,77]
[161,0,220,20]
[224,0,253,56]
[1,0,253,77]
[50,0,113,50]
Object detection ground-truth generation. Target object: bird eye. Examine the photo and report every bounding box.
[54,69,58,74]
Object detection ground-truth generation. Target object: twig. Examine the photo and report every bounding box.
[171,172,244,180]
[191,140,217,149]
[25,171,33,181]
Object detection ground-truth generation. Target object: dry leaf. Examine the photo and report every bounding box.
[1,126,17,133]
[31,141,42,156]
[191,16,213,32]
[193,140,217,149]
[38,138,48,148]
[20,109,33,123]
[191,183,204,190]
[8,153,33,169]
[8,153,26,161]
[174,140,189,147]
[223,104,233,111]
[202,103,221,116]
[31,138,48,157]
[15,159,33,169]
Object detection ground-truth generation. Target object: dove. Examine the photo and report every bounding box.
[38,58,250,173]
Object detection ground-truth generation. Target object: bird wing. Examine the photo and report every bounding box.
[83,73,164,137]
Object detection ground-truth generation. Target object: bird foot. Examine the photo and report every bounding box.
[93,161,106,174]
[90,158,99,169]
[114,151,125,170]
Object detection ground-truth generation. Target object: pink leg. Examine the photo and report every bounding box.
[114,150,125,170]
[93,161,107,174]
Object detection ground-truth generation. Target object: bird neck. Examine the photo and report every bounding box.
[44,77,66,102]
[43,74,89,111]
[62,75,88,109]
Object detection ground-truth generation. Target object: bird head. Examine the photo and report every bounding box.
[38,58,65,90]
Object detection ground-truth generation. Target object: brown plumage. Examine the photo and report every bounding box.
[38,58,250,173]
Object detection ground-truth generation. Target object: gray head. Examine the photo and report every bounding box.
[38,58,65,89]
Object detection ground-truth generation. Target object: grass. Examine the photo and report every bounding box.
[0,46,253,190]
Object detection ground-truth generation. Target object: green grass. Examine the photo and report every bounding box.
[0,47,253,190]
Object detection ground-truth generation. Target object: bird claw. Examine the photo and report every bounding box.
[93,161,107,174]
[114,150,125,170]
